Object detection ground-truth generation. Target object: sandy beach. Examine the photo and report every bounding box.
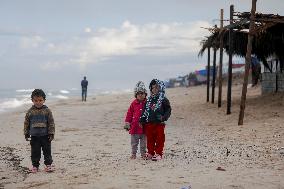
[0,84,283,189]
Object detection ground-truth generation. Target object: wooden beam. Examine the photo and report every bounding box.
[218,9,224,108]
[238,0,257,125]
[227,5,234,115]
[207,47,211,102]
[276,59,279,92]
[212,47,217,104]
[255,18,284,23]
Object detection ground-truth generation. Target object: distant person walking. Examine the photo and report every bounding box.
[81,76,88,101]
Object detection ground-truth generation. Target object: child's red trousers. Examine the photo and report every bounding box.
[145,123,165,156]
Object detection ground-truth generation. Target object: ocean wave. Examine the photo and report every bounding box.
[0,87,130,113]
[16,94,31,98]
[123,89,132,93]
[16,89,34,93]
[0,98,31,112]
[100,89,131,95]
[54,95,69,99]
[60,90,70,94]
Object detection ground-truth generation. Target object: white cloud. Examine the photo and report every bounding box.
[84,27,92,33]
[47,43,55,49]
[19,35,45,49]
[40,61,62,70]
[17,21,211,69]
[70,20,210,65]
[40,59,79,71]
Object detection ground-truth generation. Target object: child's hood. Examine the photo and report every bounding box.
[150,79,166,95]
[32,105,48,109]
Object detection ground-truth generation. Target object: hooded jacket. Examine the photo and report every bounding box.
[139,96,171,124]
[140,79,171,124]
[24,105,55,136]
[125,99,146,134]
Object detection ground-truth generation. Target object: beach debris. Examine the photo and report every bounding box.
[216,167,226,171]
[279,147,284,155]
[0,147,29,174]
[181,185,192,189]
[226,147,230,156]
[176,116,185,119]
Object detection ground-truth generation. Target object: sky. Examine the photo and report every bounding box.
[0,0,283,90]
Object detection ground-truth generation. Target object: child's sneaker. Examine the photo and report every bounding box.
[45,165,55,172]
[141,153,147,159]
[143,153,153,160]
[29,166,39,173]
[130,154,136,159]
[152,154,162,161]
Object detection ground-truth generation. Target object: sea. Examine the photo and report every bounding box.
[0,87,131,113]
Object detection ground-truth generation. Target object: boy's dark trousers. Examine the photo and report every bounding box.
[30,135,53,167]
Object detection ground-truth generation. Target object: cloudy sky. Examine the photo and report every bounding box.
[0,0,283,90]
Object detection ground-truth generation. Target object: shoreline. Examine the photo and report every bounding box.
[1,85,283,189]
[0,88,132,114]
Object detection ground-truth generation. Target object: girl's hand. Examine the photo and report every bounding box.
[124,122,130,131]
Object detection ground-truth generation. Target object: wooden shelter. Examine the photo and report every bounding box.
[198,1,284,125]
[199,12,284,70]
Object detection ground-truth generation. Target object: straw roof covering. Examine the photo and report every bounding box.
[199,12,284,71]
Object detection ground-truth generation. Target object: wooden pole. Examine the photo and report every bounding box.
[218,9,224,108]
[227,5,234,114]
[238,0,257,125]
[212,47,217,103]
[276,59,279,92]
[280,59,283,73]
[207,47,211,102]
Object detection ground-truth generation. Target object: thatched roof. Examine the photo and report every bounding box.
[199,12,284,70]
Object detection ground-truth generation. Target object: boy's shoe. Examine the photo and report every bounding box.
[130,154,136,159]
[29,166,39,173]
[45,165,55,172]
[143,153,153,160]
[141,153,147,159]
[152,154,162,161]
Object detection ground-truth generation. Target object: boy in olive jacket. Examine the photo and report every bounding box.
[24,89,55,173]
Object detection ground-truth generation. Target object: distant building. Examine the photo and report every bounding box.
[261,58,284,93]
[165,76,188,88]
